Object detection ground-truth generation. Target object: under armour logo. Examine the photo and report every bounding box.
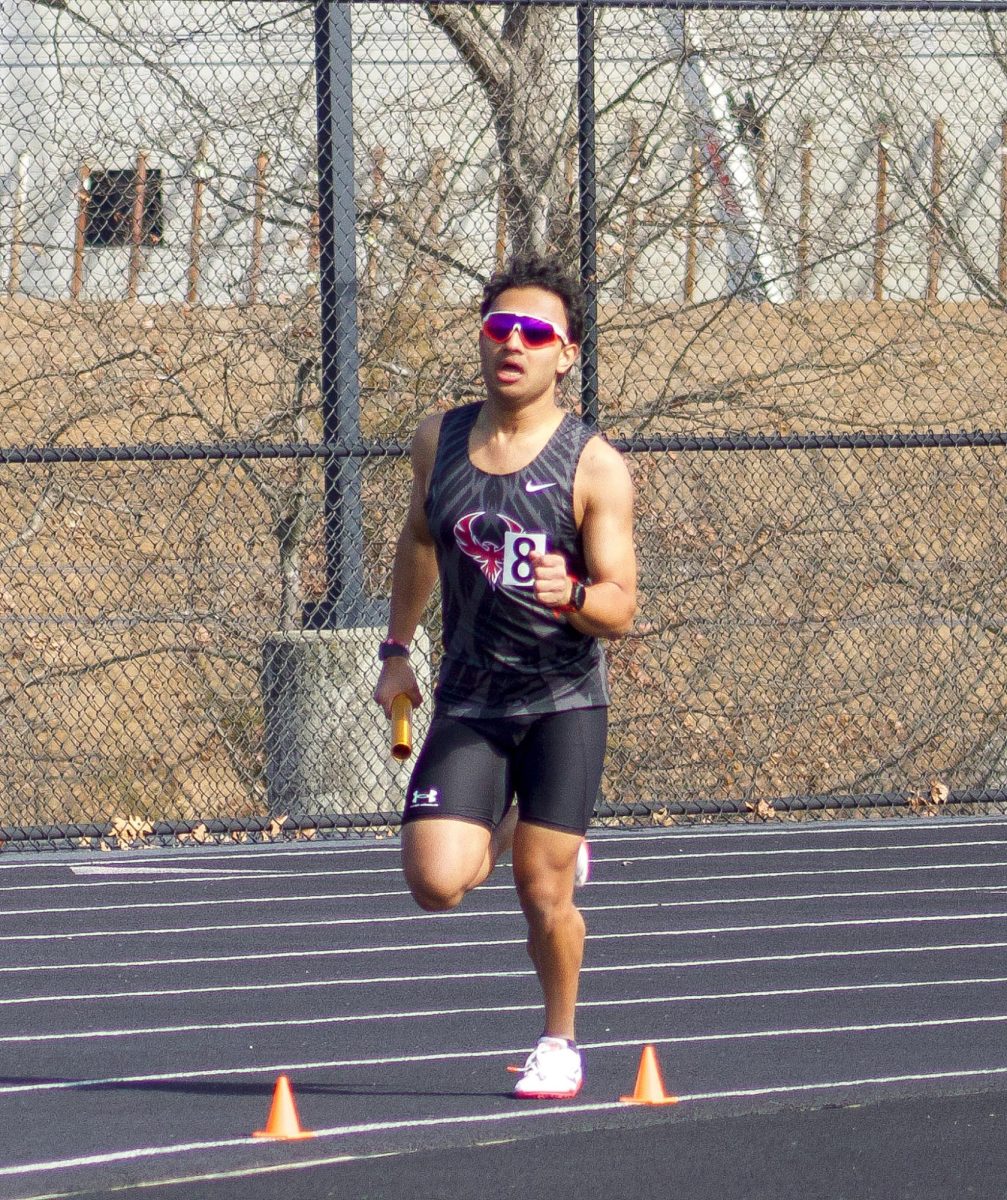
[408,788,440,809]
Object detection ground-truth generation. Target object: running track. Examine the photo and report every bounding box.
[2,816,1007,1198]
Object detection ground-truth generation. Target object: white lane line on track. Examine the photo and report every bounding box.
[69,866,267,876]
[6,910,1007,972]
[5,857,1007,918]
[582,819,1007,842]
[6,881,1007,943]
[9,1154,405,1200]
[677,1063,1007,1101]
[13,1153,406,1200]
[6,975,1007,1045]
[598,838,1007,863]
[589,862,1007,885]
[0,841,404,870]
[2,889,413,916]
[0,869,378,894]
[8,888,433,916]
[5,940,1007,1006]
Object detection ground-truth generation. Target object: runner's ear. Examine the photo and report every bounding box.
[556,340,579,379]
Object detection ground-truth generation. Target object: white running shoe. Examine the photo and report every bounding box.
[512,1036,583,1100]
[574,838,590,888]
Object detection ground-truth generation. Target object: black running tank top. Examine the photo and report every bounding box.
[425,402,609,717]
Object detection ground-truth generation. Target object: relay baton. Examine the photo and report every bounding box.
[390,694,413,761]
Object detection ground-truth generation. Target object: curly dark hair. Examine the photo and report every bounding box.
[480,253,584,346]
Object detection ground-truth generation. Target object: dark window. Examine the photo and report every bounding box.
[84,168,164,247]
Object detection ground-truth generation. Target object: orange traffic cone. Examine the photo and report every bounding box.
[619,1044,679,1105]
[252,1074,316,1139]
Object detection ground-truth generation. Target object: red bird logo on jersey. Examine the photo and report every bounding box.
[454,511,524,588]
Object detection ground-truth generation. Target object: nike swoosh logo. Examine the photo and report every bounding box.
[525,481,557,493]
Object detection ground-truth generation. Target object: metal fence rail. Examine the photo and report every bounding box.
[1,0,1006,848]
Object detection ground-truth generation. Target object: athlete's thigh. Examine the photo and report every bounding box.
[511,706,608,836]
[400,815,494,906]
[400,714,512,892]
[402,714,512,828]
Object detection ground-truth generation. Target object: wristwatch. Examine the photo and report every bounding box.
[553,576,587,616]
[377,637,410,662]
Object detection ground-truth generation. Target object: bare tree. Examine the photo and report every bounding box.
[425,3,580,260]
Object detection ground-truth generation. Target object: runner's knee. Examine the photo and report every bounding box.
[406,874,467,912]
[402,846,474,911]
[400,817,492,911]
[514,869,575,928]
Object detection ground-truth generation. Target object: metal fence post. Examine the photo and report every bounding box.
[312,0,367,627]
[577,0,600,428]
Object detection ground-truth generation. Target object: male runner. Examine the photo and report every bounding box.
[373,254,637,1099]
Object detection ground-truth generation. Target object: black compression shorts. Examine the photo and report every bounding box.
[401,707,608,837]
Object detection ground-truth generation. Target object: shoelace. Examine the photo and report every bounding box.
[522,1040,574,1079]
[521,1045,547,1077]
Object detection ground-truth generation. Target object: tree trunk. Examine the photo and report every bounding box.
[426,4,577,261]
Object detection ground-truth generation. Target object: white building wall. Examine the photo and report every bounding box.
[0,0,317,303]
[0,2,1003,305]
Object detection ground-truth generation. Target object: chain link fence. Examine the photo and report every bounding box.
[1,0,1006,848]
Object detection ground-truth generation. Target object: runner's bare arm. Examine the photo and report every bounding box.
[531,436,637,638]
[373,415,442,715]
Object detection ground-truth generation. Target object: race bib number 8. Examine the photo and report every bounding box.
[503,531,547,588]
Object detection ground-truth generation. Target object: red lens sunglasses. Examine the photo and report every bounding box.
[481,311,570,349]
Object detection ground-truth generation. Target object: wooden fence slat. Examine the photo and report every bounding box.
[1000,118,1007,296]
[927,118,944,305]
[70,161,90,300]
[873,123,889,302]
[799,119,813,299]
[127,149,148,301]
[248,150,268,305]
[685,141,700,304]
[186,137,209,307]
[623,117,641,305]
[366,144,386,292]
[8,152,28,296]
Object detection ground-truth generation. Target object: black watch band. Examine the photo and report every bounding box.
[553,576,587,616]
[378,638,409,662]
